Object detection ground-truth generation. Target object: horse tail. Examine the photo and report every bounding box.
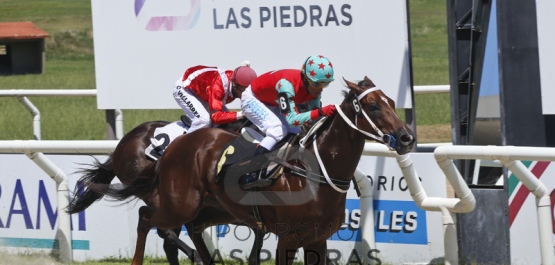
[67,155,116,214]
[104,161,159,202]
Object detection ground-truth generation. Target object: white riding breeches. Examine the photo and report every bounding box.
[241,87,300,151]
[173,79,211,133]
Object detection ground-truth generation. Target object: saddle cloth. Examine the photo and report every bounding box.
[145,121,189,160]
[215,128,298,182]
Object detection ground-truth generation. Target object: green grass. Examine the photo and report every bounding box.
[0,0,451,140]
[409,0,450,85]
[409,0,451,125]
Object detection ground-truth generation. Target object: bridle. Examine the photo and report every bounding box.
[335,87,397,149]
[308,87,398,193]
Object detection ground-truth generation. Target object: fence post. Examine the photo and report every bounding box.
[17,96,41,140]
[105,109,117,140]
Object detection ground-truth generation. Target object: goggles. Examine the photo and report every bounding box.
[309,80,331,88]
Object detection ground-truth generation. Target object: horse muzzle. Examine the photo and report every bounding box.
[389,129,416,155]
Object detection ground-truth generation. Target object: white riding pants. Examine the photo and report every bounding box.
[173,79,211,133]
[241,87,300,151]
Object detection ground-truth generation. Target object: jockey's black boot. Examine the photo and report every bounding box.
[180,115,192,127]
[240,146,273,189]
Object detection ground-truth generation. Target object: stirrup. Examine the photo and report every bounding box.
[240,170,271,189]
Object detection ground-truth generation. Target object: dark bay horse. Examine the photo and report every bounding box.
[67,119,265,265]
[108,76,416,265]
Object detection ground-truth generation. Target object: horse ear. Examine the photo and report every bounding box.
[343,77,361,92]
[363,76,376,88]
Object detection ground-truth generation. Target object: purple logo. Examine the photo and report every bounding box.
[134,0,201,31]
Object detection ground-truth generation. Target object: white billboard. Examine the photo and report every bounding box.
[536,0,555,114]
[509,161,555,264]
[92,0,412,110]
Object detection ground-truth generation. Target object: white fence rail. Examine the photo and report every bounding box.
[2,141,552,264]
[0,86,449,141]
[434,145,555,265]
[0,90,123,140]
[363,143,475,265]
[1,140,469,265]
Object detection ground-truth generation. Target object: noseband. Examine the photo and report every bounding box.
[335,87,397,149]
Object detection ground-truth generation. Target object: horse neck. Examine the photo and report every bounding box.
[313,105,366,182]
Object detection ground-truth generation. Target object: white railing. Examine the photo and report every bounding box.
[0,90,123,140]
[413,85,449,94]
[2,141,551,265]
[363,143,475,265]
[2,140,453,264]
[434,145,555,265]
[0,86,449,141]
[362,143,555,265]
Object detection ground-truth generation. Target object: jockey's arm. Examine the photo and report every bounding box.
[276,79,322,127]
[208,84,242,124]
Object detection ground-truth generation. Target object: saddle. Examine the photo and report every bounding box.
[215,128,299,183]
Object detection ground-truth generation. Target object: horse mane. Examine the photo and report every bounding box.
[341,90,349,98]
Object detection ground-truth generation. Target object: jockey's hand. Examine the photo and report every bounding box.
[320,104,336,117]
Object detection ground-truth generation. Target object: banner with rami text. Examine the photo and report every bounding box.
[0,153,445,264]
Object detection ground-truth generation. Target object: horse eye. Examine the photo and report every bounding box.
[368,104,380,113]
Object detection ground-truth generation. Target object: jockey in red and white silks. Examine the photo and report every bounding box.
[239,55,337,189]
[173,64,257,133]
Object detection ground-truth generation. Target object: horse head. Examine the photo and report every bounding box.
[341,76,416,155]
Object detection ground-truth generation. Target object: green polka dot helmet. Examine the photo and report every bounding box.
[301,55,334,83]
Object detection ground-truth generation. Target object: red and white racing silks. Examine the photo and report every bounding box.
[178,65,240,124]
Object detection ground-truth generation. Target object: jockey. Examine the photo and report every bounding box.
[173,62,257,133]
[240,55,337,189]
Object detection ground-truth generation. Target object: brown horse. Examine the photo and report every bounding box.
[67,119,266,265]
[107,76,416,265]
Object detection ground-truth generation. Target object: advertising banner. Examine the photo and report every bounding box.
[508,161,555,264]
[92,0,412,110]
[536,0,555,114]
[0,153,445,264]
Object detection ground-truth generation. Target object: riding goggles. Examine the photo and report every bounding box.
[309,80,331,88]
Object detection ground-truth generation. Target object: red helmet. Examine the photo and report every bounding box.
[232,63,257,87]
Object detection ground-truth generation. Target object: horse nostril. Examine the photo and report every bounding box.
[400,134,413,144]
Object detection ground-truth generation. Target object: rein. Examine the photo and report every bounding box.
[272,156,351,190]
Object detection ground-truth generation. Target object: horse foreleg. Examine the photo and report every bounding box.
[131,206,155,265]
[303,240,328,265]
[159,227,200,265]
[247,227,266,265]
[276,238,300,265]
[158,228,178,265]
[186,223,211,265]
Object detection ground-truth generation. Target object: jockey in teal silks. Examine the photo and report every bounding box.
[240,55,337,189]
